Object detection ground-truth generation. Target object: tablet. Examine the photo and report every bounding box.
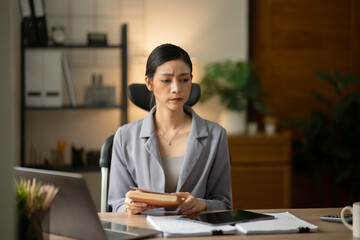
[180,209,274,226]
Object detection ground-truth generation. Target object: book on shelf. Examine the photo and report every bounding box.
[61,53,77,106]
[29,0,48,45]
[128,187,184,207]
[19,0,38,45]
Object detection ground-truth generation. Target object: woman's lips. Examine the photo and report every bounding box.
[170,98,183,102]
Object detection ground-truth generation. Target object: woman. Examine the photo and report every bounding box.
[108,44,232,215]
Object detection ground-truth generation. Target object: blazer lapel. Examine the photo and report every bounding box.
[140,107,161,161]
[177,107,208,191]
[140,108,164,191]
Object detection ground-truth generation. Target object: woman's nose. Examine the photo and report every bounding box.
[171,81,180,92]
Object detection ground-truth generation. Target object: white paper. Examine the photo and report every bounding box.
[146,215,237,237]
[236,212,318,234]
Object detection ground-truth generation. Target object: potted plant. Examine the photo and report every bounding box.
[16,178,59,240]
[291,70,360,206]
[200,60,268,134]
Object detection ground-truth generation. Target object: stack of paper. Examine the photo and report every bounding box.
[236,212,318,234]
[146,215,237,237]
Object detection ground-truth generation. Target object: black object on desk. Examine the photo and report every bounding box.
[320,213,352,224]
[181,209,274,226]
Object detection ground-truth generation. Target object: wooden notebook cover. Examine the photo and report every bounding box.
[128,187,184,207]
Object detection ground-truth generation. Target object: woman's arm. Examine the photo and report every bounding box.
[108,128,135,212]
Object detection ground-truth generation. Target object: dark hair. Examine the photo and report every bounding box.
[145,44,193,109]
[146,43,193,79]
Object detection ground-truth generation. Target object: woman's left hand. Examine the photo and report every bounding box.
[172,192,207,215]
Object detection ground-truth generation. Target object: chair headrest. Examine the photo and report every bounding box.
[127,83,201,112]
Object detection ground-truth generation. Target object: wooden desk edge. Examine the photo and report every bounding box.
[50,208,352,239]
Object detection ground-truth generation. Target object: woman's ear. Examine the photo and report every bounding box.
[145,76,153,91]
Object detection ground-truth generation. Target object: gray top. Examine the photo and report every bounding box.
[162,156,184,193]
[108,106,232,212]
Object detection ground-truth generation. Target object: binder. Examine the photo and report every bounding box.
[19,0,38,45]
[43,50,62,107]
[25,50,63,107]
[29,0,48,45]
[25,50,43,106]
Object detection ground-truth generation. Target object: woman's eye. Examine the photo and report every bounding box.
[181,78,189,82]
[161,79,170,83]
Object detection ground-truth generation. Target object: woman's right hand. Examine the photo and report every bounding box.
[124,191,154,214]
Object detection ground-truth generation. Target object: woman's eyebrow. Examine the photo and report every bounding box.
[179,72,191,76]
[160,72,190,76]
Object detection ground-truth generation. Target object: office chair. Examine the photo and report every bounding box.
[99,83,201,212]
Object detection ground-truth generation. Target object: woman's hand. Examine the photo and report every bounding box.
[124,191,154,214]
[173,192,207,215]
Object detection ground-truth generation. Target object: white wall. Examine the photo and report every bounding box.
[0,0,18,238]
[145,0,248,62]
[145,0,249,121]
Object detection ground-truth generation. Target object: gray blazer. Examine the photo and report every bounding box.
[108,106,232,212]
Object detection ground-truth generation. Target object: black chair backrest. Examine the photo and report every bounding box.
[127,83,201,111]
[99,135,114,169]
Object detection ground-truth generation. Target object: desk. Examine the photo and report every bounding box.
[50,208,352,239]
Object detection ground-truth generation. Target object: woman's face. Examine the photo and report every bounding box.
[146,59,192,112]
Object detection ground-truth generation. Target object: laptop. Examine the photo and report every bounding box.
[14,167,161,240]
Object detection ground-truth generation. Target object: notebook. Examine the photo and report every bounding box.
[236,212,318,234]
[14,167,161,240]
[147,215,238,237]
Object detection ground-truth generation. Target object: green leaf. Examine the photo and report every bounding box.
[342,73,358,87]
[311,91,332,107]
[315,70,336,87]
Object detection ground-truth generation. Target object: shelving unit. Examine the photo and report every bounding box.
[20,24,128,169]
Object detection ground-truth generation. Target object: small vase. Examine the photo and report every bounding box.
[247,122,258,136]
[219,109,247,135]
[18,210,49,240]
[263,115,277,136]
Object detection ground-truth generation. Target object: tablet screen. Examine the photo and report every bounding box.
[181,209,274,226]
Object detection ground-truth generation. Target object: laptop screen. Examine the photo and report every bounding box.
[14,167,160,240]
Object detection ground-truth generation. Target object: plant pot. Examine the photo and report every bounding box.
[219,109,247,135]
[18,210,49,240]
